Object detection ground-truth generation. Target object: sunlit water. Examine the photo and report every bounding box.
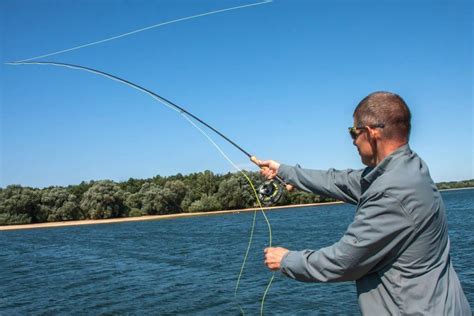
[1,188,472,315]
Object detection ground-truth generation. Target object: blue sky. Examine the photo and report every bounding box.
[1,0,472,188]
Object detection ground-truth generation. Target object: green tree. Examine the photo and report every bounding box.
[80,180,128,219]
[138,181,186,215]
[180,171,220,211]
[181,190,200,212]
[119,178,146,194]
[0,185,43,224]
[164,180,187,211]
[40,187,82,221]
[216,175,254,210]
[125,192,142,210]
[139,183,167,215]
[188,194,222,212]
[196,170,220,196]
[288,191,321,205]
[66,181,93,201]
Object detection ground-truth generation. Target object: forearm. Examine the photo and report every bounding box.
[280,240,361,283]
[278,164,362,204]
[279,194,415,283]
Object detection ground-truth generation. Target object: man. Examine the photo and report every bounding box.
[257,92,471,315]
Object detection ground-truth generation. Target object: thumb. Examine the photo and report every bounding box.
[250,156,264,166]
[251,156,269,168]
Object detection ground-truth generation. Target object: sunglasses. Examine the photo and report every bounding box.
[348,124,385,140]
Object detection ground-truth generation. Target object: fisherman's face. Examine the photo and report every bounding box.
[352,121,376,167]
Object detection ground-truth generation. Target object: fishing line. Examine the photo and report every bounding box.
[7,60,276,315]
[184,114,274,316]
[13,0,272,63]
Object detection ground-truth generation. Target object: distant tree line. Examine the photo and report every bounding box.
[0,171,334,225]
[436,179,474,190]
[1,172,472,226]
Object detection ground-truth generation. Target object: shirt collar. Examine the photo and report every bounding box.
[362,144,412,184]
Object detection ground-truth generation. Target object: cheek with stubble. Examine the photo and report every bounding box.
[355,138,371,166]
[353,137,362,157]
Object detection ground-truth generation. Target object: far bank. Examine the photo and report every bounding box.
[0,201,343,231]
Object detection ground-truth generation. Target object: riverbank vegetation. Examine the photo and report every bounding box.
[0,171,332,225]
[436,180,474,190]
[1,172,472,225]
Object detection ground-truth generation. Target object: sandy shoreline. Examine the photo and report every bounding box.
[2,187,471,232]
[0,201,343,232]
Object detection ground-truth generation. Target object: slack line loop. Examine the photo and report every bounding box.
[7,60,277,314]
[12,0,273,63]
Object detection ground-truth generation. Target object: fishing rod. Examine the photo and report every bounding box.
[7,60,290,205]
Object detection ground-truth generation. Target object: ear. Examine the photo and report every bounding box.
[366,126,382,140]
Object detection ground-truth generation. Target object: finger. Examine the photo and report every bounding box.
[261,169,274,179]
[265,261,274,269]
[268,263,279,271]
[258,160,272,168]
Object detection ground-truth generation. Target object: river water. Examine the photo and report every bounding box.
[1,188,472,315]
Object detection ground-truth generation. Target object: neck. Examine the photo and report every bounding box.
[374,140,407,165]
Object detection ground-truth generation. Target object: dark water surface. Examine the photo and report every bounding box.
[1,189,473,315]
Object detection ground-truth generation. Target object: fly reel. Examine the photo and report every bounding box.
[257,180,284,206]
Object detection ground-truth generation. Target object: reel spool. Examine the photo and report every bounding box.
[257,180,284,206]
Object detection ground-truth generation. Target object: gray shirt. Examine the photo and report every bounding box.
[278,145,471,315]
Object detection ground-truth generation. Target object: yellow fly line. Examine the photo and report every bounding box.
[236,171,275,316]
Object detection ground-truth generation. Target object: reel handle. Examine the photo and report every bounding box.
[250,156,294,192]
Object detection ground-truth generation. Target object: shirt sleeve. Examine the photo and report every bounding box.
[280,192,415,282]
[278,164,363,204]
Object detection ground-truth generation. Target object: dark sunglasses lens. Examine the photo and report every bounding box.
[349,129,357,140]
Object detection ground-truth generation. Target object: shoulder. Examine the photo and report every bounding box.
[367,150,442,224]
[381,150,435,193]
